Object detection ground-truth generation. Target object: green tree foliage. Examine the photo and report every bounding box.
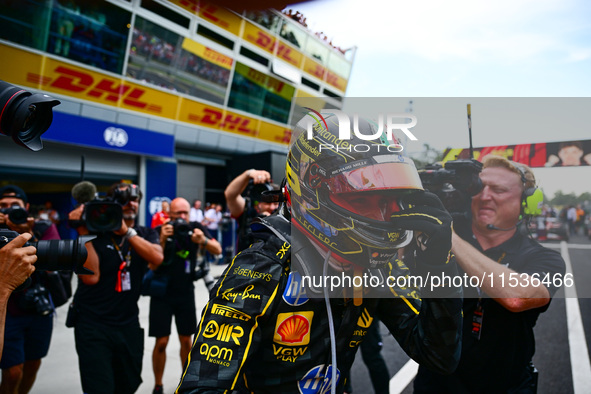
[410,143,445,169]
[548,191,591,207]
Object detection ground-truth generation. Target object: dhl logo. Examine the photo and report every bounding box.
[325,71,345,90]
[168,1,241,35]
[187,108,257,135]
[29,67,162,113]
[199,4,229,29]
[276,129,292,144]
[304,60,346,92]
[245,30,299,66]
[308,63,326,80]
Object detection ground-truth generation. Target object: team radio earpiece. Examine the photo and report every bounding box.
[513,163,543,217]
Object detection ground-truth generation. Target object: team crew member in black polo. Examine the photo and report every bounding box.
[69,183,163,394]
[414,155,566,393]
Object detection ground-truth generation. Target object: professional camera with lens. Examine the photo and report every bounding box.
[161,218,193,251]
[0,80,60,151]
[244,180,279,214]
[418,158,483,219]
[0,205,29,225]
[83,184,140,233]
[170,218,192,240]
[19,283,53,316]
[0,228,94,275]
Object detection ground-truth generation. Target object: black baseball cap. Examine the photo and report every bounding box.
[0,185,28,204]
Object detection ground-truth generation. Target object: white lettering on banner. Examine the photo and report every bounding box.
[104,126,128,147]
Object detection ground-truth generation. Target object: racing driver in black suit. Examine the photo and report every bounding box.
[177,112,463,393]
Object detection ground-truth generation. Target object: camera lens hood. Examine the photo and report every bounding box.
[0,81,60,151]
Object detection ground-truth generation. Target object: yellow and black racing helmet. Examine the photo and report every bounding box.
[285,110,424,269]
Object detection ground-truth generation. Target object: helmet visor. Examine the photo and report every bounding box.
[326,160,423,194]
[328,192,402,222]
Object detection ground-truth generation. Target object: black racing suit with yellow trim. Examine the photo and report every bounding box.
[177,213,462,394]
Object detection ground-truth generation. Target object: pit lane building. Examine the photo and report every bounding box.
[0,0,355,227]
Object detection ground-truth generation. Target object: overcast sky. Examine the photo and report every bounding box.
[287,0,591,197]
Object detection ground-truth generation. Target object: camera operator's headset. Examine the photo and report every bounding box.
[512,162,543,217]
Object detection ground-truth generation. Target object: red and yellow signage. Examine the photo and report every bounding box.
[324,70,348,92]
[234,63,294,102]
[243,22,303,68]
[182,38,233,70]
[443,139,591,168]
[168,0,242,36]
[241,22,348,92]
[1,43,289,145]
[142,2,351,92]
[1,44,179,118]
[302,57,348,92]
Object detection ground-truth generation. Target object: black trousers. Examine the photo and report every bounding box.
[344,320,390,394]
[74,319,144,394]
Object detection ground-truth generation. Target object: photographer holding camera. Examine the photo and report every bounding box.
[0,185,61,394]
[68,182,163,394]
[224,169,279,252]
[414,155,566,394]
[149,197,221,394]
[0,233,36,358]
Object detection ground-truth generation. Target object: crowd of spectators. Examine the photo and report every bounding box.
[282,8,350,54]
[246,8,350,55]
[130,26,230,93]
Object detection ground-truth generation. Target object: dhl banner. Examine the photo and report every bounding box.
[324,69,348,92]
[148,1,350,92]
[243,22,303,68]
[242,22,348,93]
[1,43,291,145]
[442,139,591,168]
[182,38,233,70]
[302,57,326,81]
[168,0,242,36]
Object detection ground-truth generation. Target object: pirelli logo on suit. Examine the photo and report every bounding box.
[211,303,252,322]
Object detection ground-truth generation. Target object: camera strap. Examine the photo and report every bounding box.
[175,248,192,275]
[112,237,131,292]
[471,252,507,340]
[471,298,484,340]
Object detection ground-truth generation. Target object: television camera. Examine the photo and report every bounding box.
[418,158,483,218]
[70,182,140,233]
